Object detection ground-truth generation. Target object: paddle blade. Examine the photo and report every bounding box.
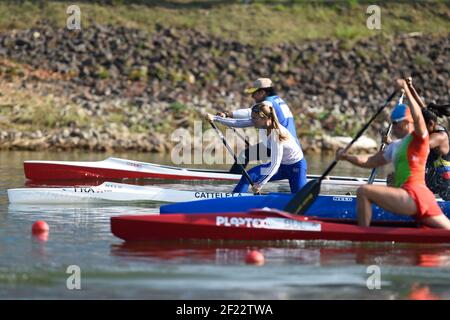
[283,179,321,215]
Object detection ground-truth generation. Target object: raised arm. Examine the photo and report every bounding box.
[397,79,428,138]
[406,77,426,109]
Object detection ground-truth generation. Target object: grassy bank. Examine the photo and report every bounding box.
[0,1,449,46]
[1,1,449,152]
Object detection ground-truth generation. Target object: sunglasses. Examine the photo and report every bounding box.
[251,89,263,97]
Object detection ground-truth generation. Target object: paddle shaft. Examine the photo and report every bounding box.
[367,124,392,184]
[319,90,398,183]
[209,121,256,188]
[367,91,403,184]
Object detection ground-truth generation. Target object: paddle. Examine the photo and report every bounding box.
[209,121,259,194]
[367,90,404,184]
[283,90,398,215]
[367,124,392,184]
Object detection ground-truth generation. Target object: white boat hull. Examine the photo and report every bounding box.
[7,182,252,204]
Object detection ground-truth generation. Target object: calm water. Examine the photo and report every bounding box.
[1,151,449,299]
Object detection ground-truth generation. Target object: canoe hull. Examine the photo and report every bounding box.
[23,157,386,186]
[160,194,450,222]
[10,182,450,224]
[111,210,450,244]
[7,182,251,204]
[24,158,238,181]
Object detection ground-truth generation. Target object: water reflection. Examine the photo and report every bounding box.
[408,283,440,300]
[111,241,450,268]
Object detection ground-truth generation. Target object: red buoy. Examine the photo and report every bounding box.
[245,250,265,265]
[32,220,49,234]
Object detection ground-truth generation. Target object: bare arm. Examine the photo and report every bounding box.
[338,150,388,169]
[406,77,426,109]
[430,131,450,155]
[397,79,428,138]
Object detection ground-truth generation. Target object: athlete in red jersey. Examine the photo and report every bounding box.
[336,79,450,229]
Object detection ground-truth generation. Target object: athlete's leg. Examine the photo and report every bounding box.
[286,159,308,193]
[232,162,271,193]
[356,184,417,226]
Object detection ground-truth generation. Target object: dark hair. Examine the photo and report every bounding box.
[427,103,450,118]
[262,87,277,97]
[422,108,438,125]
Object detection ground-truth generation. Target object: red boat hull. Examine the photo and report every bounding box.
[23,158,386,186]
[110,210,450,244]
[24,162,233,181]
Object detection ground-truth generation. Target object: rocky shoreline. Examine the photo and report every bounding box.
[0,23,448,154]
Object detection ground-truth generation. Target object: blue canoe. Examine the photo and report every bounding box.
[160,193,450,222]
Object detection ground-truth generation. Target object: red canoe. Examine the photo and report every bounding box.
[23,157,386,186]
[24,157,239,181]
[110,209,450,244]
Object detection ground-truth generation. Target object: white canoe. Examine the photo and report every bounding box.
[7,182,253,204]
[23,157,386,186]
